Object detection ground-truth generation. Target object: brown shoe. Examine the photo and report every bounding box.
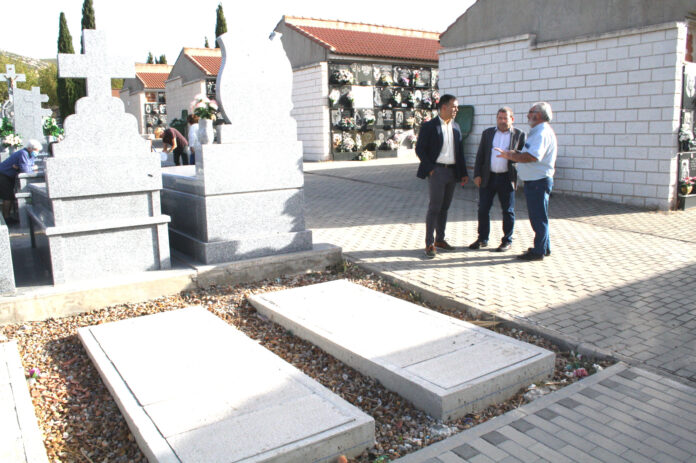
[468,239,488,249]
[434,240,455,251]
[424,245,437,258]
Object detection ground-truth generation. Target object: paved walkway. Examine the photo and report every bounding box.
[303,157,696,462]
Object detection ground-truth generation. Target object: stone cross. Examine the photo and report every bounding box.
[58,29,133,103]
[0,64,26,93]
[14,87,51,145]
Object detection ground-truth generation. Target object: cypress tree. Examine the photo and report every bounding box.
[158,55,167,65]
[146,52,154,64]
[205,37,210,48]
[57,12,77,118]
[215,3,227,40]
[80,0,96,53]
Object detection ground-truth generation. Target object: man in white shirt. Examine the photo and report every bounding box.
[495,102,558,261]
[415,94,469,258]
[470,107,527,252]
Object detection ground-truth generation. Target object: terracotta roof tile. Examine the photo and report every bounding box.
[182,48,222,76]
[283,16,440,62]
[137,72,170,89]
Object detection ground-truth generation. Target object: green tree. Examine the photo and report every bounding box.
[205,36,210,48]
[215,3,227,41]
[80,0,96,53]
[57,12,79,118]
[158,55,167,65]
[146,52,154,64]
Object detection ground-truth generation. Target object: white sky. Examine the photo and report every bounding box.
[1,0,476,63]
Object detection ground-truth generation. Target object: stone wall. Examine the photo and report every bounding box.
[119,89,145,133]
[164,78,206,125]
[290,63,329,161]
[439,22,686,209]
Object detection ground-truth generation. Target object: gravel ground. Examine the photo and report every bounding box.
[1,262,612,463]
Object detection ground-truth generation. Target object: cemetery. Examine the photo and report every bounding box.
[1,1,695,462]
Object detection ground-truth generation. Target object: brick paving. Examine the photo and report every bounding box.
[304,157,696,462]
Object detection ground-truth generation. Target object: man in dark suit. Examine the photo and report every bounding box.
[416,94,469,258]
[469,107,526,252]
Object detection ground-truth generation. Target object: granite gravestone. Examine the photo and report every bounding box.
[14,86,50,148]
[27,30,171,284]
[0,65,26,160]
[160,29,312,264]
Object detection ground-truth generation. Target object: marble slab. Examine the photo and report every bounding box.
[78,306,374,462]
[249,280,555,420]
[0,216,15,295]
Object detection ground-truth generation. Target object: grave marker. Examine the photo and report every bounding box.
[14,86,51,146]
[250,280,556,420]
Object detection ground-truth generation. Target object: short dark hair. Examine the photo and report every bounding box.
[187,114,200,124]
[497,107,513,117]
[438,94,457,109]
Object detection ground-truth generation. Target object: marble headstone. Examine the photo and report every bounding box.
[13,87,50,146]
[27,30,170,284]
[161,26,312,264]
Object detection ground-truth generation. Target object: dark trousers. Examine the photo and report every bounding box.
[425,165,457,246]
[524,177,553,256]
[173,146,189,166]
[477,172,515,244]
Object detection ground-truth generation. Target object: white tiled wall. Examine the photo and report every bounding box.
[165,78,206,125]
[439,22,686,209]
[290,63,330,162]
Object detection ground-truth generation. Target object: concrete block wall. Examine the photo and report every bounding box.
[290,62,330,161]
[164,78,206,125]
[439,22,686,209]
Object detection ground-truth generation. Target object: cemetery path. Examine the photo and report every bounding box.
[305,156,696,462]
[304,157,696,384]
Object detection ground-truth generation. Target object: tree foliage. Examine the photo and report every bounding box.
[0,56,58,113]
[205,36,210,48]
[146,52,154,64]
[57,12,79,119]
[215,3,227,40]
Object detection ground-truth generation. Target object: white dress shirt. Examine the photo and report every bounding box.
[435,116,455,165]
[490,129,512,173]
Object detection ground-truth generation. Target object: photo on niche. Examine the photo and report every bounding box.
[144,104,152,114]
[329,63,355,85]
[402,110,415,129]
[413,89,423,108]
[414,110,425,127]
[393,66,412,87]
[380,87,394,108]
[356,63,374,85]
[431,68,439,88]
[390,88,404,108]
[403,89,415,108]
[373,87,383,107]
[159,104,166,115]
[374,64,393,86]
[420,90,433,109]
[394,110,404,129]
[376,109,394,129]
[415,68,431,87]
[331,109,342,128]
[332,132,342,150]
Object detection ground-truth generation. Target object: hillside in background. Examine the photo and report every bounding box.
[0,50,58,113]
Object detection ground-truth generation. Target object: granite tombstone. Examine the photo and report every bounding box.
[27,30,171,284]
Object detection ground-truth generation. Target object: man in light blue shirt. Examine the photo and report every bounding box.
[495,102,557,261]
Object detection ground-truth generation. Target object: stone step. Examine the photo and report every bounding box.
[249,280,555,421]
[0,340,49,463]
[78,306,374,463]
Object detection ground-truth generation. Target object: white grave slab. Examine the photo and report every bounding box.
[249,280,555,420]
[78,306,374,463]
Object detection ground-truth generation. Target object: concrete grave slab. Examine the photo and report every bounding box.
[78,306,374,463]
[249,280,555,421]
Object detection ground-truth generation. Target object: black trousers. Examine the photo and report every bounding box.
[425,165,457,246]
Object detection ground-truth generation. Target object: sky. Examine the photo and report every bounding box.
[1,0,476,63]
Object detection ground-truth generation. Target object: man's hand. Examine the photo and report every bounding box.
[429,170,434,177]
[473,176,481,187]
[461,176,469,186]
[494,147,513,160]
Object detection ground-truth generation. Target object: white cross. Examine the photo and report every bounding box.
[58,30,134,102]
[0,64,26,91]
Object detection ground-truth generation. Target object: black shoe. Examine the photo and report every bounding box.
[495,242,511,252]
[518,251,544,261]
[424,245,437,259]
[528,247,551,256]
[469,240,488,249]
[434,240,455,251]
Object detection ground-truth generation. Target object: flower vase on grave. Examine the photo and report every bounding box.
[198,118,214,144]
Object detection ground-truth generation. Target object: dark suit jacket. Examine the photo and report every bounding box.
[473,127,526,190]
[415,117,468,180]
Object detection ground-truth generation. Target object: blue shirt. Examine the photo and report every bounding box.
[0,149,36,178]
[516,122,557,181]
